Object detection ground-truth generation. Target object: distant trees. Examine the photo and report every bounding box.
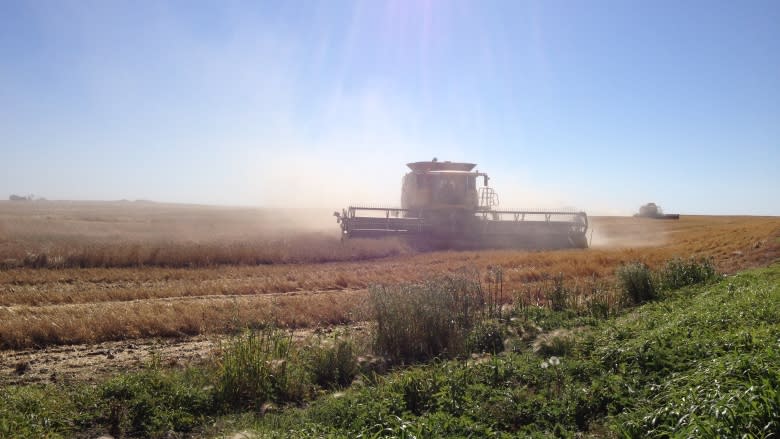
[8,194,43,201]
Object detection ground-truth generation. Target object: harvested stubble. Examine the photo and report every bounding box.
[0,290,369,349]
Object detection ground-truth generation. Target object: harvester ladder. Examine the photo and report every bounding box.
[479,187,499,209]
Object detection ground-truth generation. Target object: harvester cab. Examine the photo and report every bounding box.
[401,161,487,212]
[334,160,588,249]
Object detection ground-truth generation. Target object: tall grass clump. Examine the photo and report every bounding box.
[660,257,718,290]
[548,274,571,311]
[370,276,486,364]
[217,328,309,409]
[617,262,657,304]
[304,334,359,389]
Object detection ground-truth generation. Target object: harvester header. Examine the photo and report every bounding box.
[334,160,589,249]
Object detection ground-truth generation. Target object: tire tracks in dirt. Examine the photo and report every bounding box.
[0,287,364,312]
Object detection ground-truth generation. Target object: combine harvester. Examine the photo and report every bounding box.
[334,160,589,249]
[635,203,680,220]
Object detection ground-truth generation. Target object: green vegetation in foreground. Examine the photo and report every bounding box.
[255,263,779,438]
[0,365,217,438]
[1,260,777,438]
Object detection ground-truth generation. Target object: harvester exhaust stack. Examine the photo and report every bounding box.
[334,160,589,249]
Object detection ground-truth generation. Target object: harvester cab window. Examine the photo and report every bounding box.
[467,176,476,191]
[416,174,429,188]
[437,175,469,195]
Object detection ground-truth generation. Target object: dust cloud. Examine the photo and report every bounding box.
[0,201,342,244]
[588,216,668,248]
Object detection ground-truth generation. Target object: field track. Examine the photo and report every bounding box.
[1,202,778,383]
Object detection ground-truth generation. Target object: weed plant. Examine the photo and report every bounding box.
[217,328,309,409]
[617,262,657,303]
[482,265,505,318]
[370,275,487,364]
[533,329,576,357]
[304,334,359,389]
[659,256,718,290]
[617,258,719,305]
[466,319,505,354]
[515,273,625,321]
[548,274,571,311]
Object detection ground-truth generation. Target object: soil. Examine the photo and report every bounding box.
[0,335,219,385]
[0,322,373,386]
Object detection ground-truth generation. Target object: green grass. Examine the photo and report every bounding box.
[0,385,83,438]
[0,365,216,439]
[253,264,779,437]
[603,265,780,437]
[2,262,777,438]
[98,367,216,438]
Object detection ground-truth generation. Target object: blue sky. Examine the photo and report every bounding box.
[1,0,778,215]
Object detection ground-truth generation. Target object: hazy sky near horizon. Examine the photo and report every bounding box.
[1,0,778,215]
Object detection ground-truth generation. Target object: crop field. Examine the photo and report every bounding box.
[1,201,779,438]
[1,201,778,386]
